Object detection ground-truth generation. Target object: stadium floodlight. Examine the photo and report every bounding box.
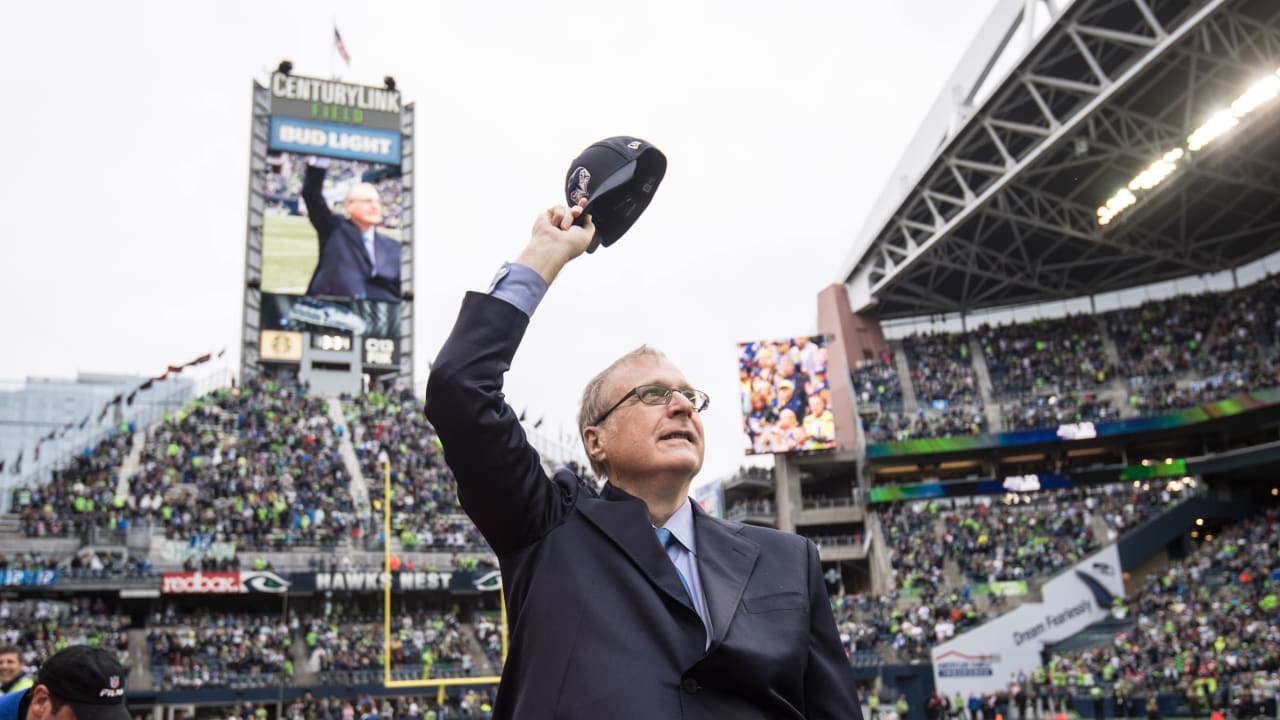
[1186,110,1239,152]
[1099,66,1280,225]
[1128,148,1183,191]
[1096,188,1137,225]
[1233,73,1280,116]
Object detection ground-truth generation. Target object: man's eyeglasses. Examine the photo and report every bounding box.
[592,384,710,426]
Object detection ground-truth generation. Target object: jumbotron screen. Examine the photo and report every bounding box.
[737,335,835,455]
[255,72,408,371]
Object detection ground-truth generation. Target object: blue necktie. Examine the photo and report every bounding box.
[655,527,693,602]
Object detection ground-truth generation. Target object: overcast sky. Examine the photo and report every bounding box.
[1,0,999,486]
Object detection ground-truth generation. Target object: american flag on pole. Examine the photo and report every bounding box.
[334,28,351,65]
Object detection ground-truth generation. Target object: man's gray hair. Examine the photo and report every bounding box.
[577,346,667,479]
[343,182,381,205]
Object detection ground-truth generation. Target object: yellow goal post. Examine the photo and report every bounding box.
[380,460,507,695]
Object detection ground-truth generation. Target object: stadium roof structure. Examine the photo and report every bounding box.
[841,0,1280,320]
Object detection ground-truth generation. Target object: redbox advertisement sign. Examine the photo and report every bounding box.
[161,571,289,594]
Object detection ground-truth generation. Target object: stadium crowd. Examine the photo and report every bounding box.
[225,689,497,720]
[1030,506,1280,717]
[860,275,1280,443]
[1001,392,1118,432]
[148,609,294,690]
[11,429,133,539]
[849,481,1199,663]
[851,357,904,413]
[303,606,477,683]
[944,496,1098,583]
[0,598,129,672]
[1106,294,1219,385]
[344,390,487,552]
[980,315,1111,398]
[864,407,989,443]
[903,331,982,410]
[114,377,357,550]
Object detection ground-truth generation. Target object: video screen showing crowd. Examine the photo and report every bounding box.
[738,335,836,454]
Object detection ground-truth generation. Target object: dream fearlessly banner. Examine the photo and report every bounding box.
[930,544,1124,696]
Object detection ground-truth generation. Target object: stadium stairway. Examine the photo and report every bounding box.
[326,398,372,518]
[127,627,153,690]
[867,511,897,595]
[1090,505,1114,546]
[942,558,965,592]
[459,622,499,676]
[291,632,318,685]
[890,340,919,414]
[113,430,147,500]
[968,339,1002,430]
[1098,330,1123,386]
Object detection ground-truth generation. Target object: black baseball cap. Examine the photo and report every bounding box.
[564,136,667,252]
[37,646,130,720]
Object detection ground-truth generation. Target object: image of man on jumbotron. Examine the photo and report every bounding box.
[298,155,403,302]
[261,152,406,302]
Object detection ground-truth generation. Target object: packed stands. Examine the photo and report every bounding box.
[864,406,990,443]
[1001,391,1117,432]
[850,358,904,413]
[1094,478,1198,540]
[903,332,981,410]
[121,377,357,550]
[473,612,503,668]
[302,606,477,684]
[1046,507,1280,706]
[832,590,988,664]
[221,689,497,720]
[1105,294,1220,386]
[857,480,1200,662]
[10,430,132,539]
[980,315,1111,398]
[863,276,1280,441]
[0,598,129,670]
[881,501,947,597]
[148,609,293,690]
[344,390,487,552]
[944,496,1098,583]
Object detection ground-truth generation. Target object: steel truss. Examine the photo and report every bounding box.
[847,0,1280,318]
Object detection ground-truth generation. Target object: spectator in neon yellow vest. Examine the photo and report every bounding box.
[0,646,32,695]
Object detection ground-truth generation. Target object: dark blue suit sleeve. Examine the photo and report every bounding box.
[302,165,335,247]
[424,292,572,556]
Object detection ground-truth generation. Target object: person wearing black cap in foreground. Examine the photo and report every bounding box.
[0,646,129,720]
[425,138,860,719]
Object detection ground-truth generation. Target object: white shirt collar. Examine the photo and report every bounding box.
[658,498,697,556]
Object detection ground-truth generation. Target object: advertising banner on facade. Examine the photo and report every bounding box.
[0,570,58,587]
[291,569,499,594]
[930,544,1125,696]
[160,571,290,594]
